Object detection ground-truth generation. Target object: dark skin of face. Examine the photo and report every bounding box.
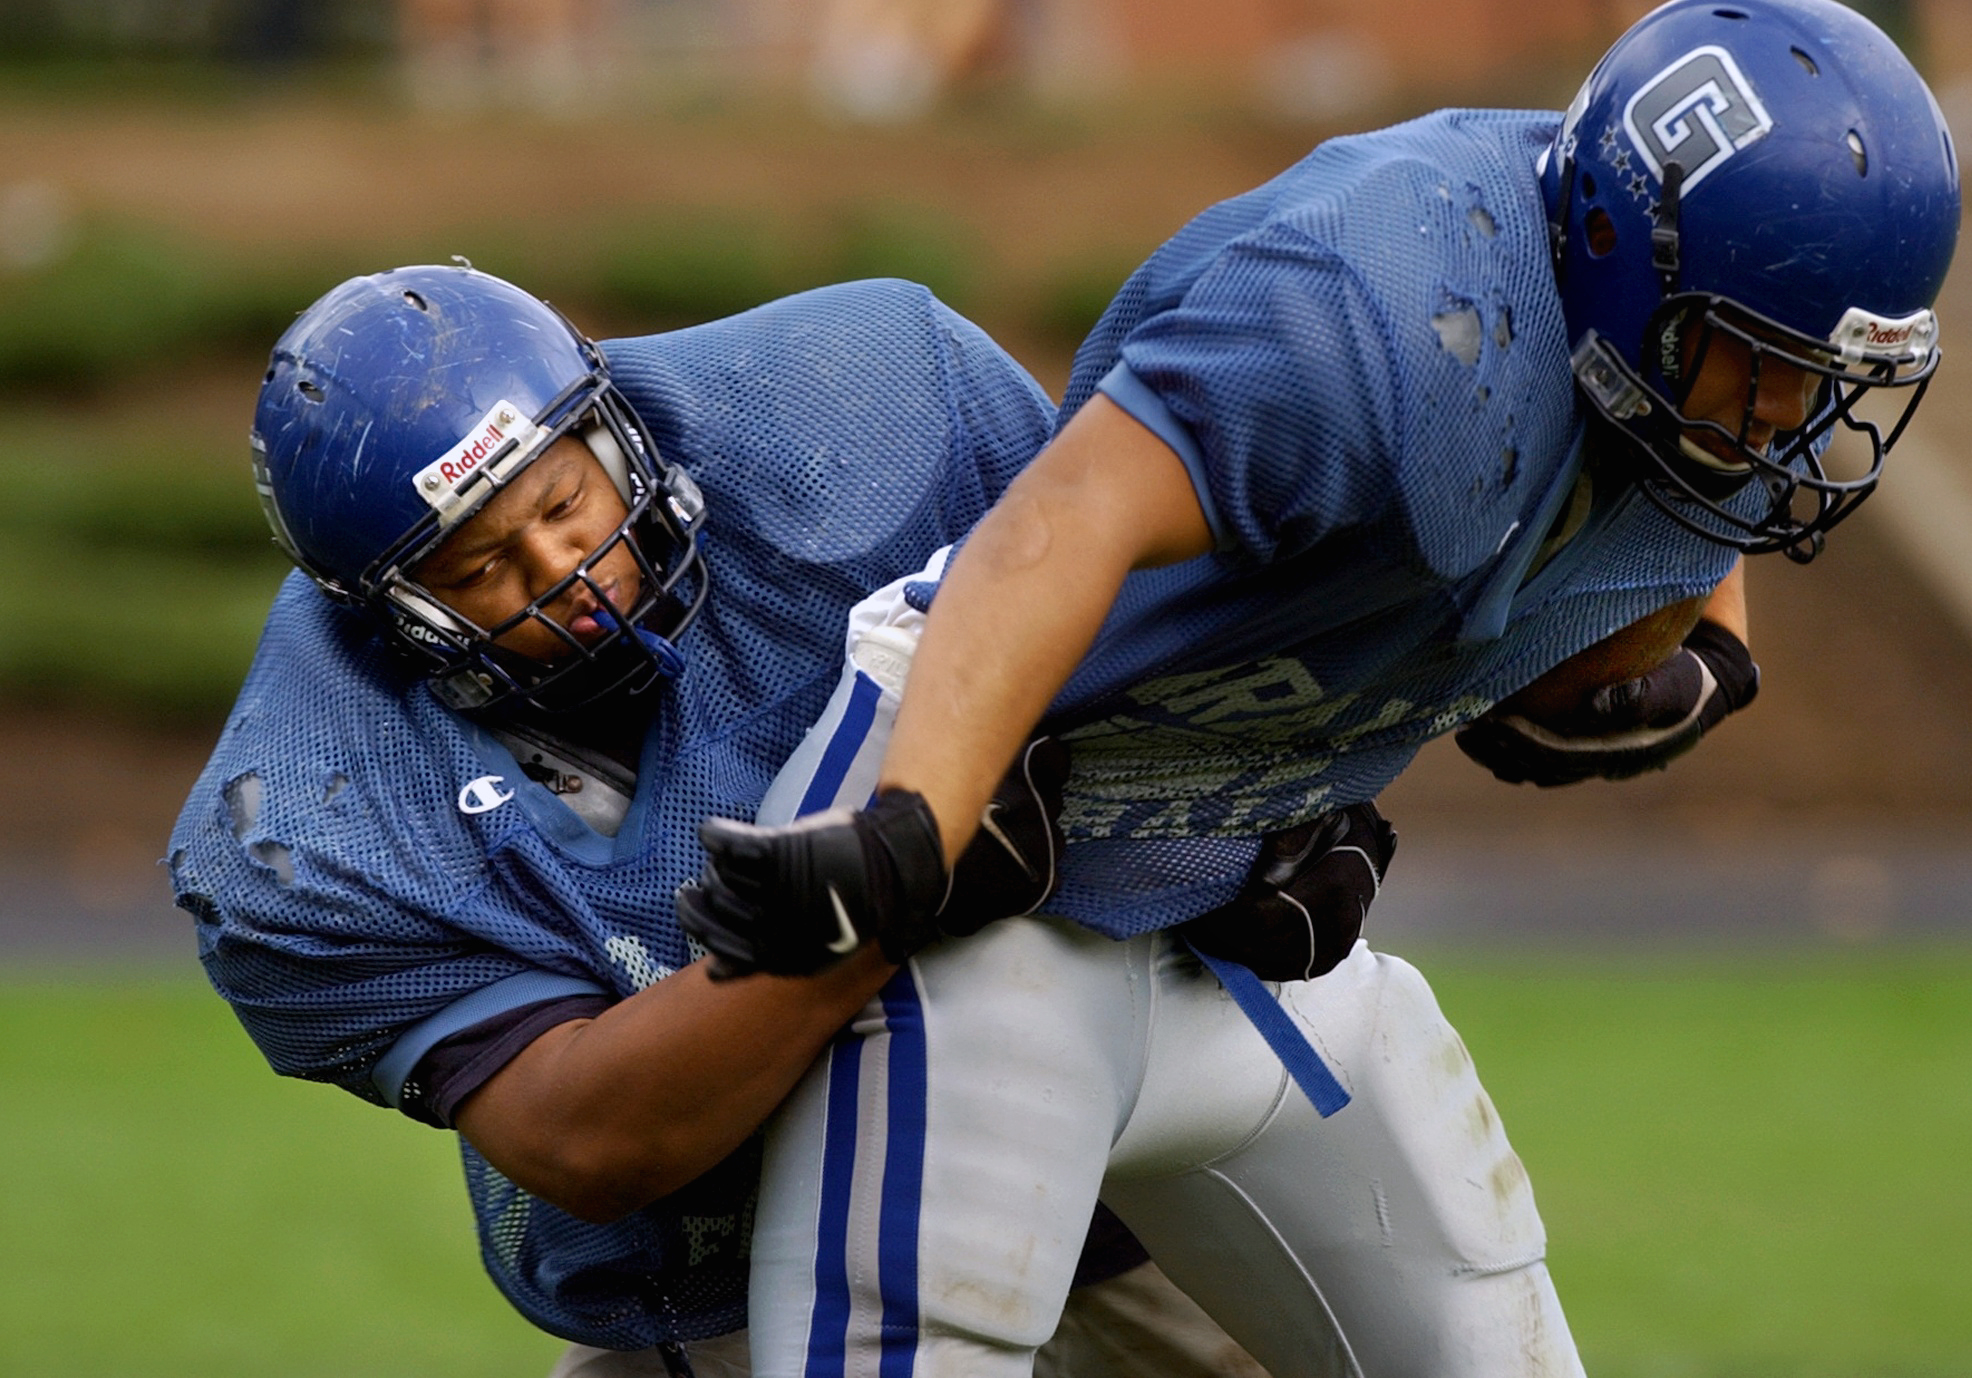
[1677,324,1819,470]
[414,436,644,660]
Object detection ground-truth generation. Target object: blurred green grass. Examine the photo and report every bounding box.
[3,952,1967,1376]
[1431,947,1972,1378]
[0,974,562,1377]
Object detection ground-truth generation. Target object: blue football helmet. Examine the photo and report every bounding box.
[252,263,708,712]
[1543,0,1960,560]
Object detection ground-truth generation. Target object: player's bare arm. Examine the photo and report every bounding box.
[888,376,1758,830]
[456,949,894,1223]
[877,394,1211,864]
[1701,558,1747,643]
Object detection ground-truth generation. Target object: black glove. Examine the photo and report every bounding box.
[935,736,1070,937]
[1455,619,1760,787]
[678,737,1070,980]
[1179,801,1397,982]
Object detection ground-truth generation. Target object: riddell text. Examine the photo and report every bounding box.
[440,424,508,485]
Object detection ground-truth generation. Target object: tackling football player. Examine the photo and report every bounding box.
[173,267,1281,1376]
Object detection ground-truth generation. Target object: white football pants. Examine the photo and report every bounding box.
[746,920,1583,1378]
[743,559,1584,1377]
[546,1255,1268,1378]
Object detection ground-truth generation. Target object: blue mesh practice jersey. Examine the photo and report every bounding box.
[171,109,1742,1347]
[1038,108,1738,934]
[170,280,1056,1348]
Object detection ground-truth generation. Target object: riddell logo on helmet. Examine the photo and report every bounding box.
[412,399,543,520]
[1829,307,1938,365]
[437,420,509,484]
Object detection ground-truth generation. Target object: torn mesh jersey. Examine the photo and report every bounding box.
[1030,108,1740,887]
[165,127,1746,1343]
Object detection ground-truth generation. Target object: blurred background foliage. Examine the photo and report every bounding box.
[0,200,1020,394]
[0,163,1139,718]
[0,0,1946,720]
[0,191,1134,715]
[4,4,1972,1377]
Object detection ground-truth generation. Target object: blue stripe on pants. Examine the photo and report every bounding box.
[876,970,928,1378]
[797,672,883,817]
[807,1034,865,1378]
[805,972,930,1378]
[786,655,922,1373]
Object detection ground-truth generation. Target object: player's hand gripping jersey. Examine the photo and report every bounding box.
[169,281,1055,1349]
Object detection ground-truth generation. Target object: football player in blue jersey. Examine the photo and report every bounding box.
[174,264,1295,1376]
[680,2,1961,1374]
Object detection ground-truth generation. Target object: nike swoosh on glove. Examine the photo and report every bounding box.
[1454,619,1759,787]
[678,737,1070,980]
[1178,800,1397,982]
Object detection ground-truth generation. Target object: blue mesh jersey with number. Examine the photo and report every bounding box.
[167,280,1056,1350]
[1036,107,1739,932]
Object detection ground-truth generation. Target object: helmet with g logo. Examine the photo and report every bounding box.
[1544,0,1959,559]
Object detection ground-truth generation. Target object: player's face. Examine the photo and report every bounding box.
[415,436,644,663]
[1676,323,1819,472]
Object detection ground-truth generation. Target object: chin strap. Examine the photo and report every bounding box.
[631,627,689,682]
[1651,160,1685,299]
[1548,149,1579,286]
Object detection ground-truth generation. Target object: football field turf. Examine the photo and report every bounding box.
[3,949,1968,1377]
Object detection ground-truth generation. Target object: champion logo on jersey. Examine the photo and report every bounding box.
[458,774,515,815]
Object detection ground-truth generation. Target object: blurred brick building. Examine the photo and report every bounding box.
[726,0,1931,120]
[1913,0,1972,82]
